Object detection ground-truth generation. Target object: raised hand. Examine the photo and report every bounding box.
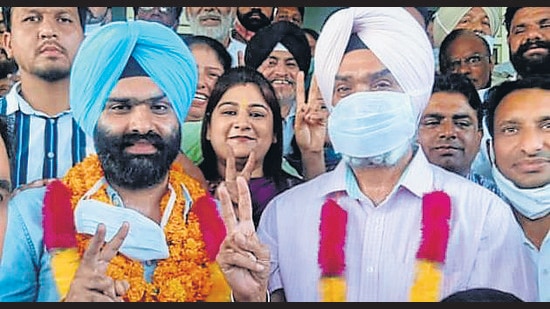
[294,72,328,179]
[64,223,130,302]
[216,177,270,302]
[218,146,257,205]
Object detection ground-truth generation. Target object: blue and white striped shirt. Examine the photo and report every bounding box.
[0,83,95,189]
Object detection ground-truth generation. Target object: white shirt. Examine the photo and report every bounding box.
[258,149,537,301]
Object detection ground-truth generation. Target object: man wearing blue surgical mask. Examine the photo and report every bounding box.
[216,7,537,302]
[485,75,550,302]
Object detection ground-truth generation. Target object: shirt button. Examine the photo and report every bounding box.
[145,260,154,266]
[49,119,56,124]
[47,152,55,159]
[366,266,374,272]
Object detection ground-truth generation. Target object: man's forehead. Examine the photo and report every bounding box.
[268,50,295,61]
[337,49,389,77]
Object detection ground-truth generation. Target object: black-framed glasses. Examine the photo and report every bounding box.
[139,7,173,14]
[447,54,491,71]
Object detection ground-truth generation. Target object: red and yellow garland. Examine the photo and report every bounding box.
[318,191,451,302]
[44,154,231,302]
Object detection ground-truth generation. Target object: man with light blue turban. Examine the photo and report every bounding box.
[0,20,266,302]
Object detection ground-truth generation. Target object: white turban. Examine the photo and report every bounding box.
[432,7,502,48]
[70,20,198,137]
[315,7,434,122]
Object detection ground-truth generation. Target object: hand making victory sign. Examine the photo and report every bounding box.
[293,71,329,179]
[216,176,270,302]
[64,223,130,302]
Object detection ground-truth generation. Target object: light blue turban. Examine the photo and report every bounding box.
[70,20,198,137]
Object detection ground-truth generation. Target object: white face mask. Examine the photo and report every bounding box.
[73,177,179,261]
[75,199,170,261]
[328,91,416,158]
[492,165,550,220]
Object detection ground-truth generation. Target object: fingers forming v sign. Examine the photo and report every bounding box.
[223,146,257,204]
[65,223,130,302]
[294,71,327,154]
[216,177,270,302]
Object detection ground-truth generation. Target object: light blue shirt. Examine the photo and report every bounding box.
[257,148,538,301]
[0,186,59,301]
[524,231,550,302]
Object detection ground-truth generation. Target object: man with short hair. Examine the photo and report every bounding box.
[0,115,12,259]
[231,7,274,45]
[485,74,550,302]
[0,7,94,189]
[418,72,501,195]
[504,7,550,79]
[132,7,182,31]
[0,20,268,302]
[273,7,304,27]
[217,7,537,302]
[185,7,244,67]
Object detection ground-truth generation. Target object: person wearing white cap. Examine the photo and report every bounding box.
[216,7,537,302]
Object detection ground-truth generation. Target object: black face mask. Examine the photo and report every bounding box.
[511,39,550,77]
[237,8,271,32]
[94,126,180,190]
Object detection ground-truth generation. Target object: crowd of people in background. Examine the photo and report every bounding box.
[0,6,548,302]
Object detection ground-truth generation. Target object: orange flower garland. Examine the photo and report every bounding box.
[318,191,451,302]
[61,154,230,302]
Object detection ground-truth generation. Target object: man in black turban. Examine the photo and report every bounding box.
[244,21,311,158]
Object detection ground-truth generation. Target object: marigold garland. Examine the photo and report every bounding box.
[59,154,230,302]
[318,191,451,302]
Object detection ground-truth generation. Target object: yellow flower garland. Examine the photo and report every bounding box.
[62,155,230,302]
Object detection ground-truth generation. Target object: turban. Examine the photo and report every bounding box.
[315,7,434,122]
[70,20,198,137]
[245,21,311,73]
[432,7,502,48]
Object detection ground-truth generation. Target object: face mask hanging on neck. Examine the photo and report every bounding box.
[492,165,550,220]
[328,91,416,158]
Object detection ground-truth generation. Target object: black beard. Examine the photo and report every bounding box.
[237,8,271,32]
[33,67,70,82]
[511,40,550,77]
[94,126,181,190]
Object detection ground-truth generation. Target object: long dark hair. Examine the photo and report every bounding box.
[199,66,283,183]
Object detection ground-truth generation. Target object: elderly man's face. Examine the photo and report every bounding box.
[94,76,181,189]
[508,7,550,78]
[135,7,180,30]
[454,7,493,36]
[442,33,493,90]
[186,7,235,43]
[332,49,403,107]
[493,88,550,189]
[418,91,482,177]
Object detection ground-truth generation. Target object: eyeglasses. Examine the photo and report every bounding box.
[447,54,491,71]
[139,7,173,14]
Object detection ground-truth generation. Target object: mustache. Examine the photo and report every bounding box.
[516,39,550,56]
[121,132,165,150]
[198,11,222,19]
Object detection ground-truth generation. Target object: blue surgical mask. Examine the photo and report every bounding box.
[75,199,170,261]
[328,91,416,158]
[73,177,184,261]
[479,34,495,55]
[492,165,550,220]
